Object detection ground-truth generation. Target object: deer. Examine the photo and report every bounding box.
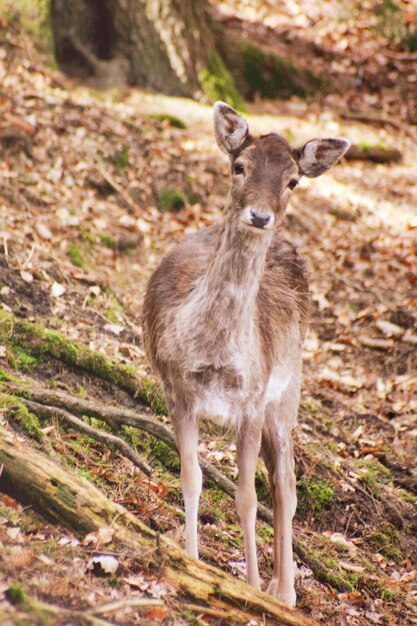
[142,102,349,607]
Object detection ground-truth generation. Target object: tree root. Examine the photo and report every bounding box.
[23,398,153,478]
[0,427,317,626]
[4,380,354,594]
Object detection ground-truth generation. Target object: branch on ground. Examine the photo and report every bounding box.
[0,427,318,626]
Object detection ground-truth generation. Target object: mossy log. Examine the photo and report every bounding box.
[345,144,402,163]
[0,428,317,626]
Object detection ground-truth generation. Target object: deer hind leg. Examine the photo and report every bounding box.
[261,396,298,607]
[235,420,263,589]
[173,417,202,559]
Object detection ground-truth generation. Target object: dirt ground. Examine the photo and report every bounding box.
[0,2,416,625]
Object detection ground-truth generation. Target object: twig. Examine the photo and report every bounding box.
[95,161,141,215]
[22,398,153,478]
[180,602,244,620]
[329,269,394,307]
[26,596,116,626]
[93,598,164,614]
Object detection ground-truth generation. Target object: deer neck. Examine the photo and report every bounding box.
[173,210,272,373]
[202,211,271,322]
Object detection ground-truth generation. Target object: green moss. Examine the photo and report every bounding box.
[150,113,187,129]
[0,310,167,414]
[70,384,87,399]
[81,229,98,245]
[300,397,320,415]
[241,43,324,100]
[398,489,417,504]
[0,394,44,441]
[103,306,120,325]
[325,440,338,452]
[0,367,27,384]
[67,242,87,269]
[354,458,392,497]
[375,0,404,42]
[99,233,138,252]
[0,0,53,55]
[367,529,403,562]
[109,143,130,174]
[357,141,389,152]
[5,583,26,605]
[9,344,38,372]
[258,525,273,544]
[122,425,177,472]
[295,541,354,592]
[255,462,271,504]
[199,52,244,110]
[297,477,334,521]
[158,188,185,212]
[403,26,417,52]
[368,579,395,601]
[200,489,228,524]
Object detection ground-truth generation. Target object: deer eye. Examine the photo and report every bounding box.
[288,178,299,190]
[233,162,244,175]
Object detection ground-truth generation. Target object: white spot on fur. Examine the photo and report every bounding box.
[265,367,291,404]
[195,388,231,425]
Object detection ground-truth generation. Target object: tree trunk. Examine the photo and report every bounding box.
[0,428,318,626]
[50,0,241,103]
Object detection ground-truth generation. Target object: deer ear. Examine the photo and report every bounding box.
[214,101,249,155]
[296,138,350,178]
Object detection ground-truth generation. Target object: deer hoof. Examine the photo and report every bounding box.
[267,578,296,608]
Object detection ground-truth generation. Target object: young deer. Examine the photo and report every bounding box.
[142,102,349,606]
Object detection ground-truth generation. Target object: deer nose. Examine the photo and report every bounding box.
[250,209,271,229]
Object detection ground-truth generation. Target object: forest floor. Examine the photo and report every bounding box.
[1,2,417,625]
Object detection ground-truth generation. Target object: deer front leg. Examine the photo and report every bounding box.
[173,418,202,558]
[235,422,263,588]
[262,409,297,607]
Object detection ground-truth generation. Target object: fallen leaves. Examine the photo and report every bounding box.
[82,526,114,547]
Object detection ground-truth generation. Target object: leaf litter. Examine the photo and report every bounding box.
[0,3,417,625]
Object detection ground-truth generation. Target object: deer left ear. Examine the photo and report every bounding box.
[296,138,350,178]
[213,101,249,155]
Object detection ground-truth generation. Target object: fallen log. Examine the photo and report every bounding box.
[0,428,317,626]
[345,143,402,163]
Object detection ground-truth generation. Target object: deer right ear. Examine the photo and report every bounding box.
[214,102,249,155]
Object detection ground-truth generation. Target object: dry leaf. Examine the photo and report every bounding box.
[1,495,20,510]
[86,554,119,575]
[35,222,53,240]
[6,526,22,540]
[9,547,35,569]
[339,561,365,573]
[82,526,114,546]
[146,606,169,620]
[51,282,66,298]
[20,270,33,283]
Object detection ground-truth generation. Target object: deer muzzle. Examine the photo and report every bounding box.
[241,206,275,231]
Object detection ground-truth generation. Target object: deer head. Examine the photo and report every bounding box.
[214,101,350,232]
